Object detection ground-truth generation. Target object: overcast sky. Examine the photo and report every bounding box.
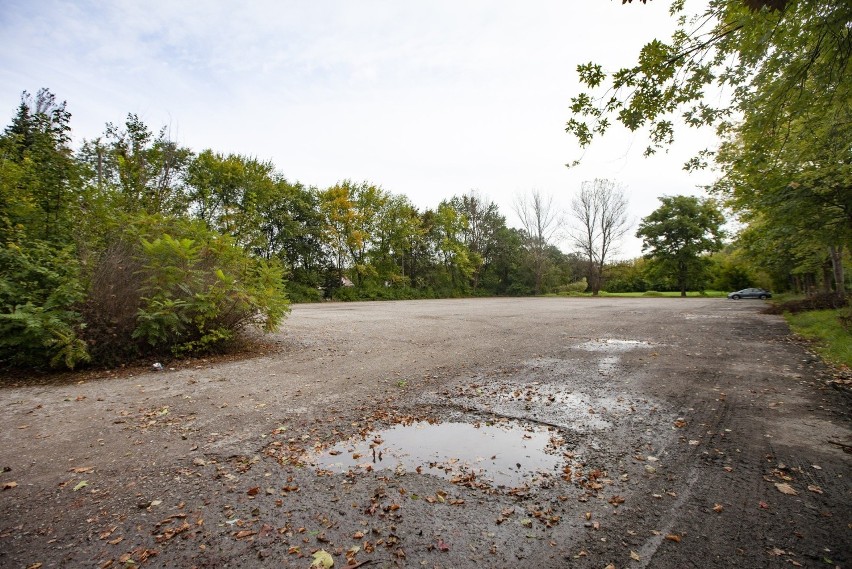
[1,0,718,259]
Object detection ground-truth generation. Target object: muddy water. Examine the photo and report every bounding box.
[308,421,566,487]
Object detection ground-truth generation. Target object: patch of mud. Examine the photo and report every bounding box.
[307,420,567,487]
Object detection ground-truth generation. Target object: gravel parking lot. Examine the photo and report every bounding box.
[1,297,849,568]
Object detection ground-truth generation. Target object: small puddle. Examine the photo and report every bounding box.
[308,421,566,488]
[579,339,650,352]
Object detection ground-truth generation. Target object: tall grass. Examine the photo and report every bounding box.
[785,309,852,368]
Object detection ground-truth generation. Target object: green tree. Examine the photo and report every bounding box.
[186,150,280,252]
[637,195,725,296]
[369,193,421,288]
[431,201,476,294]
[448,191,507,292]
[80,114,192,216]
[567,1,850,160]
[567,1,851,299]
[1,89,76,244]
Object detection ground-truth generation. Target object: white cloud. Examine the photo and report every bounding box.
[0,0,719,259]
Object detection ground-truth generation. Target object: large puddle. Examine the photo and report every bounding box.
[308,421,566,488]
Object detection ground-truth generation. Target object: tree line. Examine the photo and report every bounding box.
[1,90,604,369]
[3,80,842,369]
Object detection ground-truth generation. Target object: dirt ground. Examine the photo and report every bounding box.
[1,297,850,568]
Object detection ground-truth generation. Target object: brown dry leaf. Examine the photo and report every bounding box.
[609,495,625,507]
[3,481,18,490]
[25,564,42,569]
[108,536,124,545]
[247,486,260,496]
[630,550,641,561]
[604,565,616,569]
[807,485,823,494]
[775,483,798,496]
[665,534,681,543]
[234,529,255,539]
[156,521,190,543]
[69,466,94,473]
[352,530,365,539]
[713,503,724,513]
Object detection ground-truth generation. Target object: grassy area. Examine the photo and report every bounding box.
[601,290,728,298]
[785,309,852,368]
[542,290,729,298]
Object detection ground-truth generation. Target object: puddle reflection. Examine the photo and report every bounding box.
[309,421,566,487]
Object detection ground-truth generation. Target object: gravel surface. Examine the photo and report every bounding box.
[1,297,849,568]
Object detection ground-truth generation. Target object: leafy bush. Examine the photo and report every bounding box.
[764,292,848,315]
[556,278,588,294]
[285,282,324,303]
[0,240,89,369]
[84,216,290,360]
[132,226,289,356]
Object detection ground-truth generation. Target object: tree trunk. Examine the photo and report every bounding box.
[829,245,846,300]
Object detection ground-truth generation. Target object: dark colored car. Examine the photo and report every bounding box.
[727,288,772,300]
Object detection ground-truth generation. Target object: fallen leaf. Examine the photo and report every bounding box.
[609,495,625,506]
[311,549,334,568]
[2,481,18,490]
[775,483,798,496]
[108,536,124,545]
[73,481,88,491]
[234,530,255,539]
[247,486,260,496]
[665,534,681,543]
[807,485,823,494]
[713,503,724,513]
[352,530,365,539]
[759,501,769,509]
[436,538,450,552]
[630,550,641,560]
[25,564,42,569]
[69,466,94,473]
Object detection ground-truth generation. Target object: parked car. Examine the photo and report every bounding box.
[727,288,772,300]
